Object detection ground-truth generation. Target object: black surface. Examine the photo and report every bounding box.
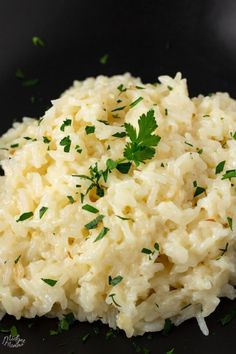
[0,0,236,353]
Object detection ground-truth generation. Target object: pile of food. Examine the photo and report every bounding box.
[0,73,235,337]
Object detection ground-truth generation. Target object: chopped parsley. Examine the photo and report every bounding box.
[222,170,236,180]
[108,275,123,286]
[39,206,48,219]
[116,215,133,221]
[75,163,105,197]
[85,125,95,134]
[166,349,175,354]
[165,108,168,116]
[82,204,99,213]
[10,325,18,337]
[98,120,109,125]
[10,143,19,148]
[24,136,36,141]
[41,278,57,287]
[50,313,75,335]
[193,183,206,197]
[99,53,109,64]
[60,119,72,132]
[231,131,236,140]
[117,84,127,93]
[75,144,82,153]
[15,68,25,79]
[167,85,173,91]
[111,106,126,112]
[81,333,90,342]
[67,195,75,204]
[59,136,71,152]
[16,211,33,222]
[215,160,225,174]
[136,85,145,90]
[14,255,21,264]
[227,217,233,231]
[184,141,193,147]
[94,227,109,242]
[43,136,51,144]
[116,162,132,174]
[85,214,104,229]
[108,293,121,307]
[141,243,159,260]
[217,242,229,260]
[123,109,161,166]
[32,36,44,47]
[196,147,203,154]
[112,132,127,138]
[22,78,39,87]
[162,319,173,335]
[129,96,143,108]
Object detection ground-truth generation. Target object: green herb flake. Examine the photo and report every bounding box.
[43,136,51,144]
[129,96,143,109]
[32,36,44,47]
[59,136,71,152]
[22,78,39,87]
[227,217,233,230]
[117,84,127,93]
[194,186,206,197]
[112,132,127,138]
[49,330,58,336]
[217,242,229,260]
[196,147,203,154]
[14,255,21,264]
[82,204,99,214]
[98,120,109,125]
[15,68,25,79]
[162,319,173,336]
[116,162,132,174]
[124,109,161,166]
[136,85,145,90]
[184,141,193,147]
[166,348,175,354]
[85,214,104,230]
[108,275,123,286]
[111,106,126,112]
[99,53,109,64]
[141,248,153,255]
[67,195,75,204]
[167,85,173,91]
[220,308,236,326]
[222,170,236,180]
[94,227,109,242]
[231,131,236,140]
[215,160,226,174]
[10,143,19,148]
[85,126,95,135]
[75,144,82,153]
[10,325,18,337]
[165,108,168,116]
[81,333,90,343]
[41,278,57,287]
[116,215,133,221]
[108,293,121,307]
[16,211,33,222]
[60,119,72,132]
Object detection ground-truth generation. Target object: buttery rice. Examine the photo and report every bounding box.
[0,73,236,337]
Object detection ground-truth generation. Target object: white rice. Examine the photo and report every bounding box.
[0,72,235,337]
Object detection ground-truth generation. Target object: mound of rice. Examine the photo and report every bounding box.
[0,73,235,337]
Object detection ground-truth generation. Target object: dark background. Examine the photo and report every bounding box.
[0,0,236,353]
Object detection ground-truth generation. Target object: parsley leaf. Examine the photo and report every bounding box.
[59,136,71,152]
[162,319,173,336]
[166,349,175,354]
[220,308,236,326]
[15,68,25,79]
[60,119,72,132]
[94,227,109,242]
[215,160,226,174]
[75,144,82,153]
[108,293,121,307]
[67,195,75,204]
[22,78,39,87]
[99,54,109,64]
[129,96,143,108]
[85,215,104,229]
[112,132,127,138]
[194,185,206,197]
[16,211,33,222]
[117,84,127,93]
[85,126,95,134]
[116,215,133,221]
[227,217,233,230]
[111,106,126,112]
[41,278,57,287]
[10,143,19,148]
[32,36,44,47]
[123,109,161,166]
[43,136,51,144]
[14,255,21,264]
[82,204,99,213]
[222,170,236,180]
[39,206,48,219]
[108,275,123,286]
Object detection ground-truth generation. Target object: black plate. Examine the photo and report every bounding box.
[0,1,236,353]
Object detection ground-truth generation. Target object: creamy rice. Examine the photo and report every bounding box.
[0,73,235,337]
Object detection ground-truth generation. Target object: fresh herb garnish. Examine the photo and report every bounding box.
[10,143,19,148]
[193,184,206,197]
[108,275,123,286]
[108,293,121,307]
[24,136,36,141]
[112,132,127,138]
[184,141,193,147]
[43,136,51,144]
[60,119,72,132]
[41,278,57,287]
[99,54,109,64]
[217,242,229,260]
[82,204,99,214]
[136,85,145,90]
[220,308,236,326]
[10,325,18,337]
[196,147,203,154]
[129,96,143,108]
[16,211,33,222]
[22,78,39,87]
[59,136,71,152]
[215,160,226,174]
[15,68,25,79]
[50,313,75,335]
[231,131,236,140]
[14,255,21,264]
[67,195,75,204]
[222,170,236,180]
[117,84,127,93]
[75,144,82,153]
[81,333,90,343]
[162,319,173,335]
[167,85,173,91]
[227,217,233,230]
[85,126,95,134]
[39,206,48,219]
[74,163,105,197]
[111,106,126,112]
[164,108,168,116]
[166,349,175,354]
[98,120,109,125]
[32,36,44,47]
[85,214,104,230]
[141,243,159,260]
[123,109,161,166]
[94,227,109,242]
[116,162,132,174]
[116,215,133,221]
